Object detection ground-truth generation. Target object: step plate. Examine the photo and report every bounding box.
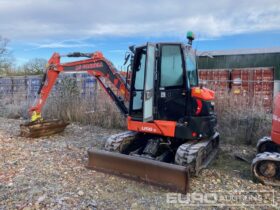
[87,149,190,193]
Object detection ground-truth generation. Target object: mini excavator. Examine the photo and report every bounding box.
[20,33,219,193]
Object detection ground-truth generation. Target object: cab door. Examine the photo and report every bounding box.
[157,44,186,120]
[143,43,156,122]
[129,43,156,122]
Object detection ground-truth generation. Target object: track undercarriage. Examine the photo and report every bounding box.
[252,137,280,186]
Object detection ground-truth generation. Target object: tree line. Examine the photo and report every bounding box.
[0,36,47,76]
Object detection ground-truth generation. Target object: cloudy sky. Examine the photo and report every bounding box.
[1,0,280,67]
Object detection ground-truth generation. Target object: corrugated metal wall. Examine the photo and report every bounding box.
[198,53,280,80]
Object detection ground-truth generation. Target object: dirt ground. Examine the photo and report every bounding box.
[0,117,279,210]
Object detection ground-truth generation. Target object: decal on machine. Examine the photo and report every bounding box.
[141,126,157,133]
[75,62,103,71]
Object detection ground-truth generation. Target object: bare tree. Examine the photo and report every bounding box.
[23,58,47,75]
[0,36,13,75]
[0,36,9,56]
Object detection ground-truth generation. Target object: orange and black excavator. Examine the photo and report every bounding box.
[20,33,219,193]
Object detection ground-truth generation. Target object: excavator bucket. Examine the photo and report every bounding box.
[87,149,190,193]
[20,120,69,138]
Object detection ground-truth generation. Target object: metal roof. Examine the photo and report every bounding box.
[198,47,280,56]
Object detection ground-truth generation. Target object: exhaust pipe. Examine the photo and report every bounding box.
[87,149,190,193]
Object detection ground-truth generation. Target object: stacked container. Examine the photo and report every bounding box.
[199,67,274,111]
[231,67,274,110]
[199,69,230,94]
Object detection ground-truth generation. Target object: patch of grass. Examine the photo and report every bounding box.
[210,149,252,180]
[215,92,272,146]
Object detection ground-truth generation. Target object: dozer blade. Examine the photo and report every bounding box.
[20,120,69,138]
[87,149,190,193]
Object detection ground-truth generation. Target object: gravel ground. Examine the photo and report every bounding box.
[0,117,279,210]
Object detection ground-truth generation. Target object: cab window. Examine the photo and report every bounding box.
[160,45,183,87]
[185,50,198,87]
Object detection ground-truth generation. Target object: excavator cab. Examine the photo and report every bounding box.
[127,42,217,140]
[130,43,198,122]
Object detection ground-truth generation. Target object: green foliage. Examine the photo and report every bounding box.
[57,76,80,98]
[0,35,47,76]
[22,58,47,75]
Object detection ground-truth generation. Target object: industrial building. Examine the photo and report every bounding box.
[198,47,280,96]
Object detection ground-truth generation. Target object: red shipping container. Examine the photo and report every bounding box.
[231,67,274,111]
[198,69,230,93]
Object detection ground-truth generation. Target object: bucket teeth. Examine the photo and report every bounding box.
[20,120,69,138]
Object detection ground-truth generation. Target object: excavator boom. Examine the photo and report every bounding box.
[21,51,130,138]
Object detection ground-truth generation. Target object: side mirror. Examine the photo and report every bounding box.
[123,52,130,65]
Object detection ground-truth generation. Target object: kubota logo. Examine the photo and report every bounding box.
[75,62,103,71]
[141,126,156,133]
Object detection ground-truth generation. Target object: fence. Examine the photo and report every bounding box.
[0,73,127,129]
[0,68,275,144]
[0,73,97,103]
[0,73,98,120]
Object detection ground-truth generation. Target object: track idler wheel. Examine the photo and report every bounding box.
[252,152,280,186]
[258,161,277,178]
